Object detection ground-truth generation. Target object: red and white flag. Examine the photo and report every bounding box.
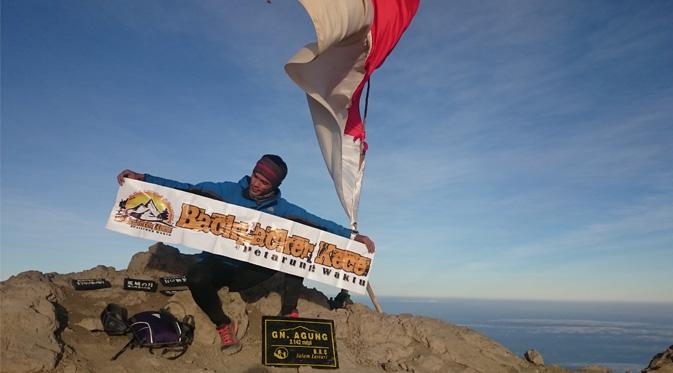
[286,0,419,227]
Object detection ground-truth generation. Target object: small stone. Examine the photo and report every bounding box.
[524,349,544,365]
[381,360,401,371]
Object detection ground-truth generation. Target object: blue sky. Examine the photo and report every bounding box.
[2,0,672,302]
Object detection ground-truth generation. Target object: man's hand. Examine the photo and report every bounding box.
[354,234,375,253]
[117,169,145,186]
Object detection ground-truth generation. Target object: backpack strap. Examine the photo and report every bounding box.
[180,315,195,343]
[161,346,188,360]
[159,313,195,360]
[111,338,136,361]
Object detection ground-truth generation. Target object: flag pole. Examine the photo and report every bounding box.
[360,80,382,313]
[366,282,383,313]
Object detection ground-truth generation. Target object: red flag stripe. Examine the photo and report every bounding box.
[344,0,421,148]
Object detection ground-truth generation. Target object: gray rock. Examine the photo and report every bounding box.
[0,271,64,373]
[642,345,673,373]
[524,348,545,365]
[126,242,196,275]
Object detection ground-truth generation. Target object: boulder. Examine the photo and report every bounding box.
[0,271,65,373]
[643,345,673,373]
[126,242,196,275]
[524,349,545,365]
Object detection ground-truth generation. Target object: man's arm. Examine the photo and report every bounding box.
[116,169,375,253]
[117,169,227,198]
[117,169,197,190]
[281,203,375,253]
[117,169,144,185]
[353,234,375,253]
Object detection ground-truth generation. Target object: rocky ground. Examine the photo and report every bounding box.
[1,243,670,373]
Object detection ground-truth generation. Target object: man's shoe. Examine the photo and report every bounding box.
[283,309,300,318]
[216,322,241,354]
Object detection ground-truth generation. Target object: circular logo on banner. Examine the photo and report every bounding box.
[117,191,173,224]
[114,191,175,235]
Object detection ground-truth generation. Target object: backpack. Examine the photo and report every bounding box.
[98,303,130,336]
[111,308,195,360]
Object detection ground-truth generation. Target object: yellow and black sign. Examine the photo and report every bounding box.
[262,316,338,369]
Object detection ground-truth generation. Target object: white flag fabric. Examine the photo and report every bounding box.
[286,0,419,226]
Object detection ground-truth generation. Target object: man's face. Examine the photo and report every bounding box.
[249,172,273,198]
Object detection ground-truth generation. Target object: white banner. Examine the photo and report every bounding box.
[106,180,373,294]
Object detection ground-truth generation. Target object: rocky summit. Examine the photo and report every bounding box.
[1,243,669,373]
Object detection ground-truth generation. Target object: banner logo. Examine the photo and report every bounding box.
[114,191,174,235]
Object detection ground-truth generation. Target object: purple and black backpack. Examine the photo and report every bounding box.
[107,306,194,360]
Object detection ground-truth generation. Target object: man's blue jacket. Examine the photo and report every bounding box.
[144,174,352,239]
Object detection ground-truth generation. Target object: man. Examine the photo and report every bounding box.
[117,154,375,353]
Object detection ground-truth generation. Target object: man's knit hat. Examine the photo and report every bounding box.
[253,154,288,189]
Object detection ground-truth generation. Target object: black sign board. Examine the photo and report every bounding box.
[71,278,111,291]
[262,316,338,369]
[160,275,188,287]
[123,278,157,292]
